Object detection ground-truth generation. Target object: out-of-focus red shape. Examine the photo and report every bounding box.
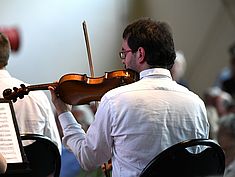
[0,27,20,52]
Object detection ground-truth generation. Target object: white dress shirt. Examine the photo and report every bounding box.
[0,70,61,152]
[59,68,209,177]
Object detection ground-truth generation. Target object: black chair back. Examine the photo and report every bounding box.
[139,139,225,177]
[21,134,61,177]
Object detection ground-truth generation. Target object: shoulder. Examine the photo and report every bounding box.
[27,90,51,105]
[102,81,139,100]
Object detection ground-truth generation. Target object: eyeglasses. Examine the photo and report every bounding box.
[119,50,132,59]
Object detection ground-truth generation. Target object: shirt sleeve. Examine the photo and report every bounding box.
[59,98,113,171]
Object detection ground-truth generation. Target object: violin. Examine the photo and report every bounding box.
[3,69,139,105]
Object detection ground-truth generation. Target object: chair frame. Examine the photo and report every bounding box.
[139,138,225,177]
[20,134,61,177]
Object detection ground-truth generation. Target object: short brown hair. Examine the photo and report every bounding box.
[0,32,11,67]
[123,17,176,69]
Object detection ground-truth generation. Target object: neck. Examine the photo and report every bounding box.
[0,66,6,70]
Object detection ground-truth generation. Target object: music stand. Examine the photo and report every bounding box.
[0,98,31,176]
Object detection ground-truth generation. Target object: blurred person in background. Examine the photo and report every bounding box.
[203,86,232,140]
[217,113,235,177]
[215,42,235,99]
[170,50,189,88]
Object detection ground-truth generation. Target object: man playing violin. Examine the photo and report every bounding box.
[49,17,209,177]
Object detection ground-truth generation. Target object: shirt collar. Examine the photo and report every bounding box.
[139,68,172,80]
[0,69,11,78]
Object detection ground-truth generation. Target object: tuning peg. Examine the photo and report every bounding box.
[13,87,18,92]
[18,94,24,99]
[20,84,26,88]
[3,88,12,97]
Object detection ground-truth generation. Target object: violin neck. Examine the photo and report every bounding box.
[27,82,58,91]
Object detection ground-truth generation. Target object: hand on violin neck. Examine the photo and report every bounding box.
[48,85,72,115]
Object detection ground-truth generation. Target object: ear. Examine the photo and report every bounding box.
[137,47,145,64]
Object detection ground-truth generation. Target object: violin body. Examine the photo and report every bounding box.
[3,69,139,105]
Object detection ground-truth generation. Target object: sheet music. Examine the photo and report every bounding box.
[0,103,23,163]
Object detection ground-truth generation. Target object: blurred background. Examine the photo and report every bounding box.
[0,0,235,98]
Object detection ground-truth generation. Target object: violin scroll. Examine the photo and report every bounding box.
[3,84,28,102]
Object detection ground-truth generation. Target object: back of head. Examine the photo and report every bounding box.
[122,17,176,69]
[0,32,11,68]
